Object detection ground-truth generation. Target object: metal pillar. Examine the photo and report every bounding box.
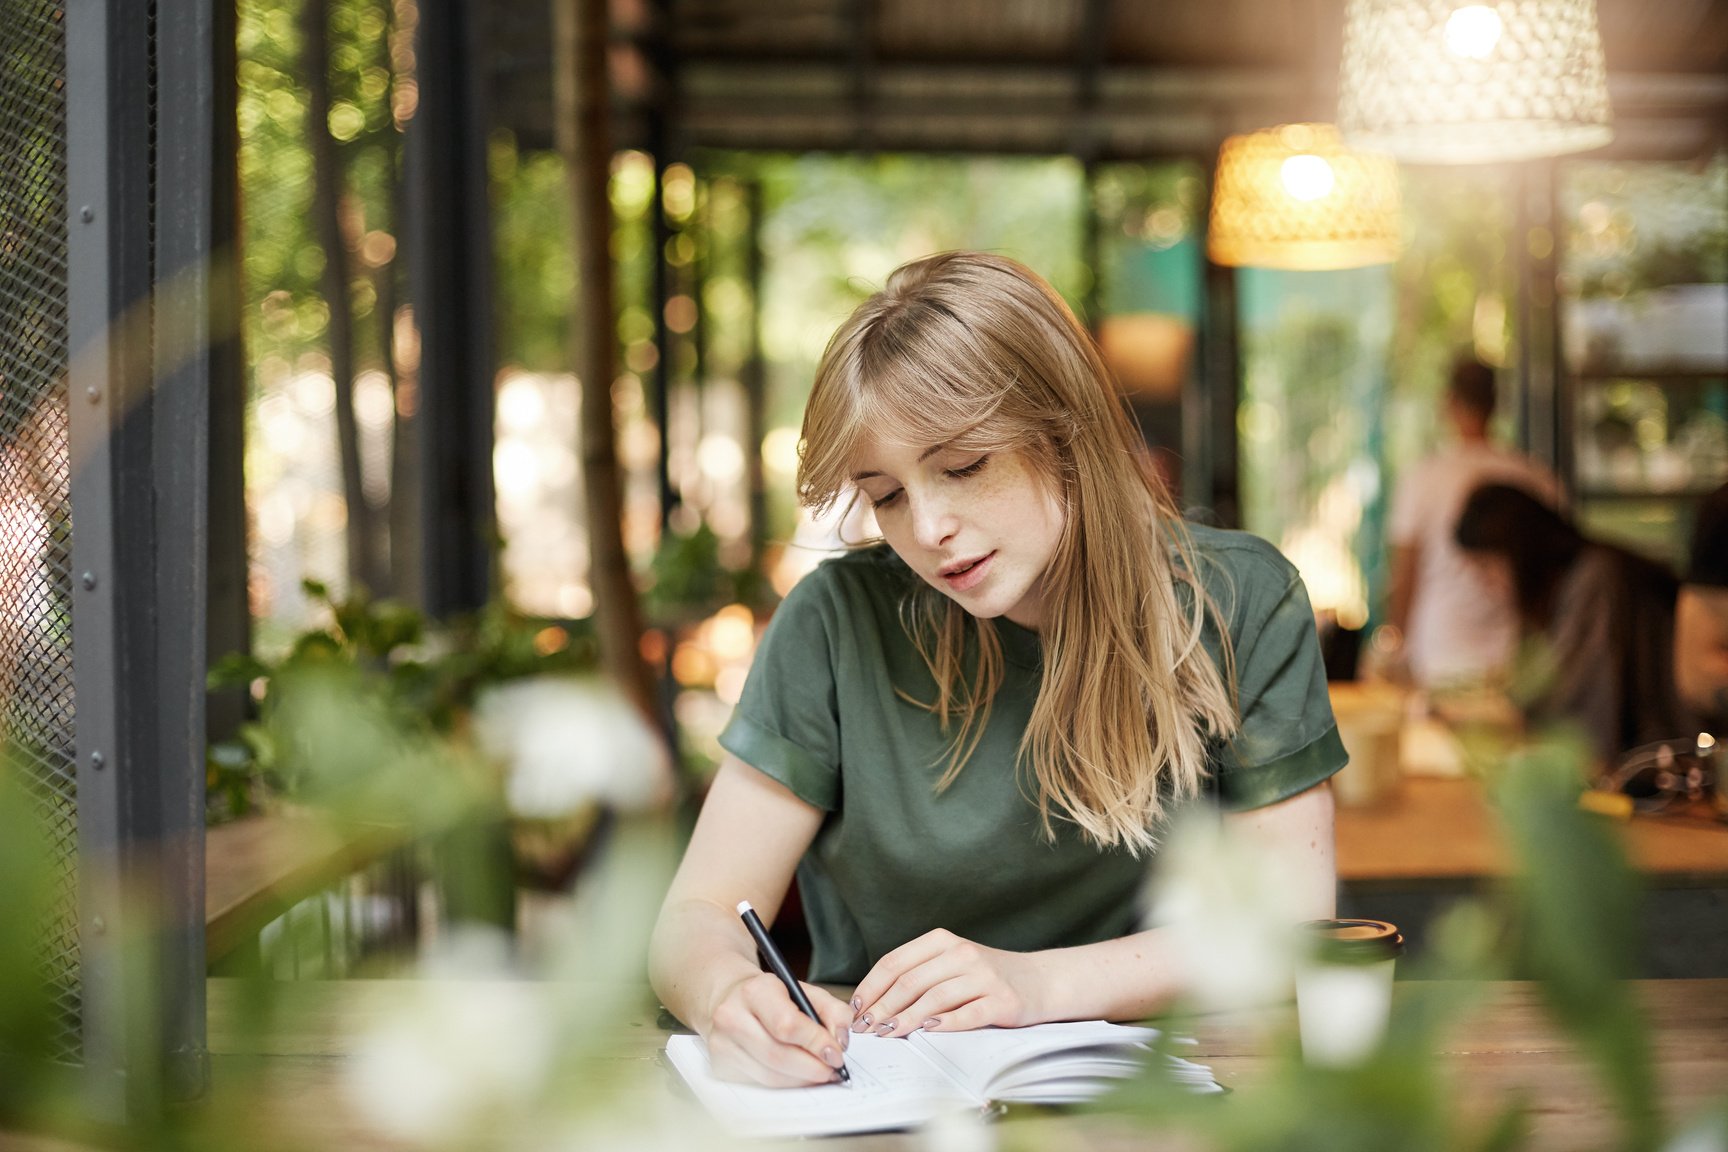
[408,0,495,618]
[743,179,768,570]
[1193,151,1241,527]
[205,0,249,747]
[68,0,213,1114]
[1516,159,1566,486]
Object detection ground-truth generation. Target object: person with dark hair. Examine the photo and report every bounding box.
[1455,483,1693,764]
[1676,482,1728,726]
[1386,357,1560,687]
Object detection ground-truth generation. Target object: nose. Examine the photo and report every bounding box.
[908,489,957,551]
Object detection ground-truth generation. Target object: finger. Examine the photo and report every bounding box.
[861,951,976,1035]
[851,930,953,1030]
[802,983,855,1051]
[720,1000,844,1086]
[709,978,845,1086]
[914,994,1003,1034]
[874,973,990,1038]
[709,1028,838,1088]
[745,979,849,1071]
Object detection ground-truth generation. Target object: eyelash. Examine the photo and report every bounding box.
[868,455,990,510]
[948,456,990,479]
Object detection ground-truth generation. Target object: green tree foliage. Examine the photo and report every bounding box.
[239,0,401,376]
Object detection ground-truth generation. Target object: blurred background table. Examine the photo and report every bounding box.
[1336,776,1728,887]
[1326,682,1728,976]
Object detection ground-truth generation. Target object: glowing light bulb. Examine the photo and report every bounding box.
[1444,5,1502,59]
[1280,154,1335,202]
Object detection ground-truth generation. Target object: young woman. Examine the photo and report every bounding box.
[648,252,1343,1088]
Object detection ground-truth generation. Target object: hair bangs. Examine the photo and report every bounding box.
[798,297,1027,516]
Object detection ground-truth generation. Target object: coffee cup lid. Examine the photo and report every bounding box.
[1304,918,1405,963]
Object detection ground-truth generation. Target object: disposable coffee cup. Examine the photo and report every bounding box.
[1296,919,1405,1067]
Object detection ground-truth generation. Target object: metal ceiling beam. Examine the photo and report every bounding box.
[1071,0,1110,163]
[849,0,876,152]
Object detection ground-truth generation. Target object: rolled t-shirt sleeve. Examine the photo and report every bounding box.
[1212,556,1347,811]
[718,573,844,810]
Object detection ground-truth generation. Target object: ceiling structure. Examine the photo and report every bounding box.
[491,0,1728,163]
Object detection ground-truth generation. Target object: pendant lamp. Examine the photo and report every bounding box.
[1338,0,1613,164]
[1207,123,1402,271]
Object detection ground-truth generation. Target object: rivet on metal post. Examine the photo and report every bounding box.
[79,206,94,223]
[89,751,104,771]
[91,916,105,935]
[85,386,100,404]
[80,571,96,590]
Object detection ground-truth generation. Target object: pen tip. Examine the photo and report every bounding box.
[735,900,753,916]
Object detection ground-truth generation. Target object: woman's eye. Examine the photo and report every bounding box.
[946,455,990,479]
[869,489,903,510]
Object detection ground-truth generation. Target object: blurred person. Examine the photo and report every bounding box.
[1455,483,1693,766]
[1676,482,1728,728]
[1385,357,1560,688]
[650,252,1343,1087]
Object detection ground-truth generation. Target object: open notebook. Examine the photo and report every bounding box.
[664,1020,1221,1138]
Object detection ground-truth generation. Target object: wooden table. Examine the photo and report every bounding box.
[1335,776,1728,888]
[203,977,1728,1151]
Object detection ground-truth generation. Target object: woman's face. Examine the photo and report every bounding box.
[850,434,1066,630]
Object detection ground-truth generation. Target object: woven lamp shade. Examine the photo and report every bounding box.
[1338,0,1613,164]
[1207,124,1402,271]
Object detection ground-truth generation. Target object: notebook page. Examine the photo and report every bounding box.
[907,1021,1159,1099]
[663,1032,977,1138]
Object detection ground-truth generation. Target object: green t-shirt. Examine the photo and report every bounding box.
[719,524,1346,983]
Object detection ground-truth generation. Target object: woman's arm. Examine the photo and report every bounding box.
[648,755,854,1085]
[851,781,1336,1034]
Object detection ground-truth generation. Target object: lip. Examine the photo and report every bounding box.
[939,552,994,592]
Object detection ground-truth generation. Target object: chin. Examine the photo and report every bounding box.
[946,589,1024,622]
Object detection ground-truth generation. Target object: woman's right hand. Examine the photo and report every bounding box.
[704,971,855,1087]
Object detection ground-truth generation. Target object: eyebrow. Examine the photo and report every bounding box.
[851,442,949,483]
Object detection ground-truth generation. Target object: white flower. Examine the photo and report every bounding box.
[346,976,553,1145]
[473,677,673,819]
[1145,811,1306,1013]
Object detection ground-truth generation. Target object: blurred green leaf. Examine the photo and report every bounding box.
[207,650,270,691]
[1496,736,1660,1152]
[0,758,64,1125]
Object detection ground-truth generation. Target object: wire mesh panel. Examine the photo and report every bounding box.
[0,1,79,1063]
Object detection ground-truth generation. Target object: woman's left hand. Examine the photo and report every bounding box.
[849,928,1050,1038]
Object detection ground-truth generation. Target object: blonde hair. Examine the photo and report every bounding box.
[797,251,1238,854]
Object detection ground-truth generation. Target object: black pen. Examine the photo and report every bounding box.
[737,900,851,1085]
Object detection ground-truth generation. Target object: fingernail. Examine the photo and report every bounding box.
[836,1027,850,1051]
[856,1013,873,1031]
[875,1019,896,1035]
[850,996,862,1012]
[921,1017,941,1030]
[823,1046,842,1068]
